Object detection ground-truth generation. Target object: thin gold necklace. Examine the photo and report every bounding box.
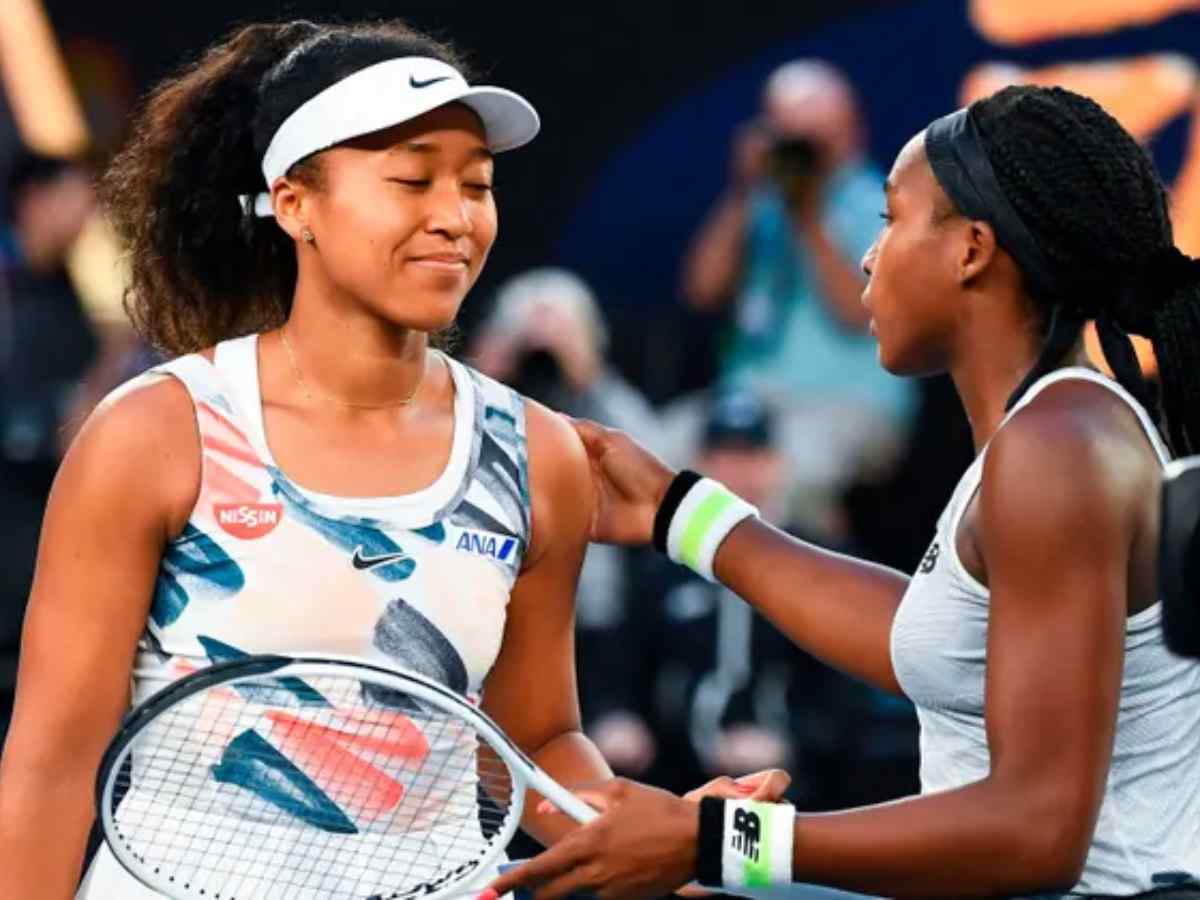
[279,325,425,409]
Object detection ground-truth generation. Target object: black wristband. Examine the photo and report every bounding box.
[695,796,726,888]
[652,470,703,555]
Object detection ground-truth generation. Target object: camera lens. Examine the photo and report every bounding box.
[770,138,819,179]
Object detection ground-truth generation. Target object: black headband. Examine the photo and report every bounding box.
[253,35,393,161]
[924,107,1060,303]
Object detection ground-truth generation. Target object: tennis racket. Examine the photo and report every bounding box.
[95,654,599,900]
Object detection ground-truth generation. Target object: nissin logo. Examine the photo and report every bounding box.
[455,530,516,562]
[213,502,283,539]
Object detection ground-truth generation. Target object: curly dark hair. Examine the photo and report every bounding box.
[100,20,473,357]
[966,85,1200,455]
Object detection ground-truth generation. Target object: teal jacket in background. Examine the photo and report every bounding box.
[723,161,916,426]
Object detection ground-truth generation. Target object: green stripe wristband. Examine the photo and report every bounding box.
[665,477,758,582]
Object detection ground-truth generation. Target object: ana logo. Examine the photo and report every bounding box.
[730,807,761,862]
[919,541,940,575]
[214,502,283,540]
[454,529,517,563]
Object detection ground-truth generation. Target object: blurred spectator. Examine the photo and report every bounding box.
[470,266,661,746]
[588,387,918,808]
[675,60,917,540]
[0,149,99,742]
[471,267,660,447]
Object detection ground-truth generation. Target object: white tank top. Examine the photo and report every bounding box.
[890,367,1200,897]
[77,334,535,894]
[131,334,532,699]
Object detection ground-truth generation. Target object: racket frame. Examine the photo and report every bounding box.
[96,654,597,900]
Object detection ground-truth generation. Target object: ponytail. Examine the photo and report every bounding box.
[1144,250,1200,455]
[969,86,1200,456]
[101,22,319,355]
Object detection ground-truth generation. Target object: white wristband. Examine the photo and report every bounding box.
[665,477,759,582]
[721,799,795,889]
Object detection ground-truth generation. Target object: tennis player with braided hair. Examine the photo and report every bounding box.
[0,19,788,900]
[489,85,1200,900]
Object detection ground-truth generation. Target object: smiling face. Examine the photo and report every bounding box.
[860,132,973,376]
[279,102,498,332]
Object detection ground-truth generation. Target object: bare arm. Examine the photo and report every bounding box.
[490,399,1140,899]
[794,213,871,330]
[481,403,612,848]
[680,186,753,311]
[714,521,909,694]
[0,377,197,899]
[680,122,771,311]
[573,419,909,695]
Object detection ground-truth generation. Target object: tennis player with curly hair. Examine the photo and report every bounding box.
[0,19,751,898]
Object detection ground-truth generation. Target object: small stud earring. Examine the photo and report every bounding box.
[301,227,315,244]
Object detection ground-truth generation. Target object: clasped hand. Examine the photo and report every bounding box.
[485,769,791,900]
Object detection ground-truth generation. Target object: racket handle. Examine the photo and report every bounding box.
[530,775,600,824]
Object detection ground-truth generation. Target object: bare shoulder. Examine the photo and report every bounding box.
[520,399,594,564]
[80,370,197,458]
[982,377,1157,534]
[522,398,591,487]
[63,371,202,538]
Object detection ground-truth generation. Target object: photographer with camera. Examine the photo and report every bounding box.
[680,61,915,540]
[471,267,660,444]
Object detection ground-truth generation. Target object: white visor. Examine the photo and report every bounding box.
[241,56,540,217]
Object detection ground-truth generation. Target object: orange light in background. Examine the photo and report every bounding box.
[960,56,1197,140]
[66,215,130,328]
[0,0,90,157]
[959,0,1200,382]
[1083,325,1160,379]
[971,0,1200,45]
[1169,97,1200,257]
[0,1,131,327]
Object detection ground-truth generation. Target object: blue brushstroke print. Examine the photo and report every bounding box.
[150,524,245,628]
[269,474,417,582]
[371,596,469,699]
[197,635,329,707]
[412,522,446,544]
[199,636,352,831]
[211,729,357,834]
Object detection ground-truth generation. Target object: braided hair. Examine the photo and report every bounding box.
[969,85,1200,456]
[100,20,472,357]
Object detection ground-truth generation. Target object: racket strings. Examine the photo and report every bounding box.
[115,696,496,897]
[106,672,519,899]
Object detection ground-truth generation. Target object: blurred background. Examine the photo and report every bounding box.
[4,0,1200,834]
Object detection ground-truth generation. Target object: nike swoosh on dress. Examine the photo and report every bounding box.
[351,548,411,571]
